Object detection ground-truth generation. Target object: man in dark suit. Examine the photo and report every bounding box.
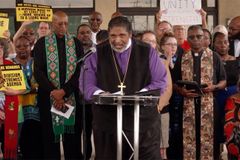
[228,16,240,58]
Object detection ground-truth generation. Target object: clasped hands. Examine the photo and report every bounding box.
[50,89,66,111]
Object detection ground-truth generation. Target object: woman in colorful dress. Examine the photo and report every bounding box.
[13,36,43,159]
[225,77,240,159]
[214,32,239,146]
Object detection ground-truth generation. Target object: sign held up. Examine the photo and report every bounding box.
[160,0,202,25]
[16,3,53,22]
[0,13,9,38]
[0,64,26,91]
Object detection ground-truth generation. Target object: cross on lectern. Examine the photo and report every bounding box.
[118,82,126,95]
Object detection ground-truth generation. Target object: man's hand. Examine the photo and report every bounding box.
[50,89,66,101]
[53,99,65,111]
[179,87,199,98]
[99,91,111,95]
[202,84,215,93]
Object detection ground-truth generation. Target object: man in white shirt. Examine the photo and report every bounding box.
[88,11,103,44]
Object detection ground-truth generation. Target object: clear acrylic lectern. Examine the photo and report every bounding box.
[93,95,159,160]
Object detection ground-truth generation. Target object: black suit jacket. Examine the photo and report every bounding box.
[229,39,235,57]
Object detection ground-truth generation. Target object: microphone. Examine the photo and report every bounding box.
[77,47,96,64]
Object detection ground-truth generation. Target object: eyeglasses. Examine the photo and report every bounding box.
[158,28,171,33]
[164,43,178,47]
[90,18,101,22]
[188,35,203,40]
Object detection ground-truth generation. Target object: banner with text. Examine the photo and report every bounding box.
[0,64,26,91]
[160,0,202,25]
[16,3,52,22]
[0,13,9,38]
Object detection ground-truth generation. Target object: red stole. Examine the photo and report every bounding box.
[2,60,19,159]
[4,96,18,159]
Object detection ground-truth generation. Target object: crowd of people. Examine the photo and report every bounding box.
[0,8,239,160]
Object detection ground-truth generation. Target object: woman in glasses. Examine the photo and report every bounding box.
[141,31,174,159]
[13,21,36,50]
[158,32,178,159]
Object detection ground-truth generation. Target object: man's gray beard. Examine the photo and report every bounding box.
[110,43,127,53]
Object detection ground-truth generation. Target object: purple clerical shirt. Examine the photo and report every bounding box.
[79,42,167,101]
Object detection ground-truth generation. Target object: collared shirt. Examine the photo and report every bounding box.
[234,39,240,57]
[79,39,167,101]
[91,30,100,44]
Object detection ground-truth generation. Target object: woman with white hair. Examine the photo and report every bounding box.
[213,25,228,37]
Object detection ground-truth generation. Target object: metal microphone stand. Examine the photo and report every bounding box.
[79,59,88,160]
[79,48,95,160]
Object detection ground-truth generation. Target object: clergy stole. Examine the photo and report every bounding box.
[4,96,19,159]
[181,48,214,159]
[45,33,77,140]
[1,60,19,159]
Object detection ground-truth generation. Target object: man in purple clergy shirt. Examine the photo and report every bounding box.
[80,16,167,159]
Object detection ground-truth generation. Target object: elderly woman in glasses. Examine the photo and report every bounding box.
[158,32,178,159]
[224,76,240,159]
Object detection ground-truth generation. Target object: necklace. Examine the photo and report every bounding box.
[111,48,132,95]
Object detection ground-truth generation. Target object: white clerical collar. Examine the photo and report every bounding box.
[125,39,132,51]
[194,53,199,57]
[112,39,132,53]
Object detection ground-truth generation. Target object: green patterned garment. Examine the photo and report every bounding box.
[45,33,77,140]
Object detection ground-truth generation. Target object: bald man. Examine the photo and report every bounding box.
[89,11,103,44]
[228,16,240,58]
[34,11,84,159]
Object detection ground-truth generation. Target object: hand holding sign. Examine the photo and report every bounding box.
[0,13,9,38]
[21,21,34,27]
[197,8,207,19]
[0,71,4,89]
[2,30,10,40]
[155,9,167,22]
[0,64,26,91]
